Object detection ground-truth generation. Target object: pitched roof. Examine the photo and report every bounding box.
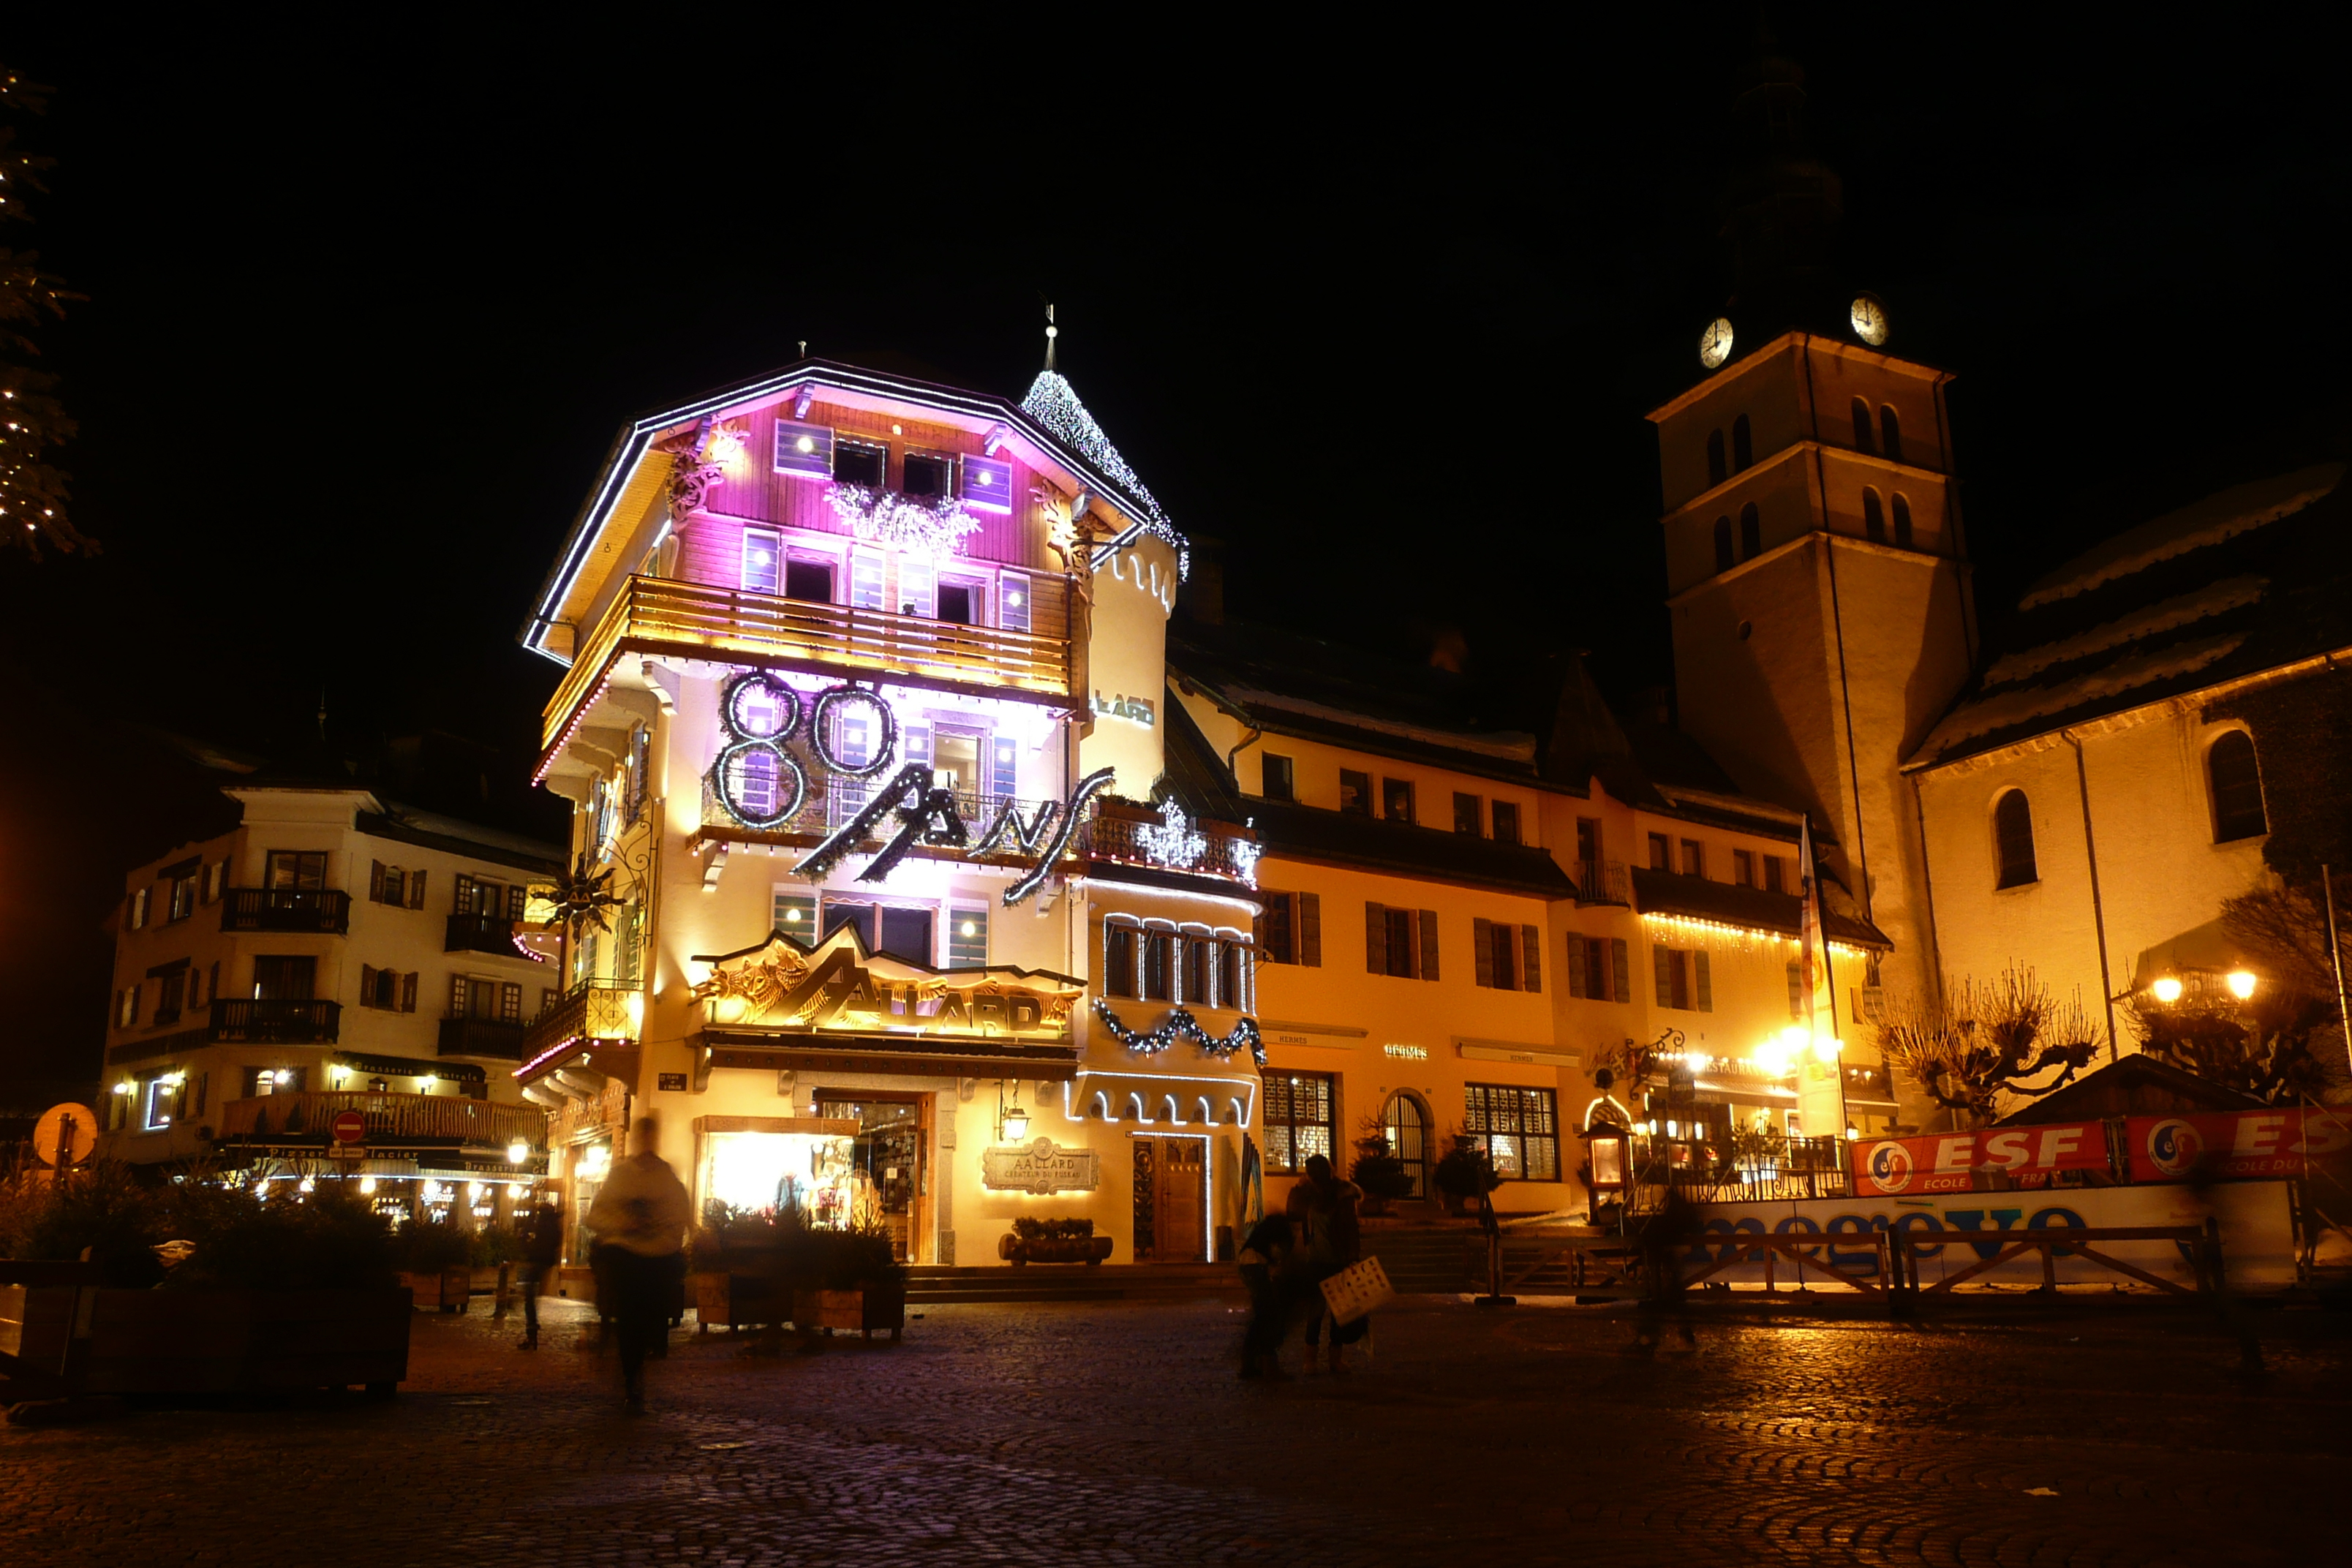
[1912,459,2352,769]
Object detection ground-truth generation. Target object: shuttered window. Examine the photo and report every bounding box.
[1365,902,1439,980]
[1472,919,1543,992]
[1563,935,1627,1001]
[1651,947,1713,1012]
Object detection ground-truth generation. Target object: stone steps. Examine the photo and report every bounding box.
[906,1263,1240,1305]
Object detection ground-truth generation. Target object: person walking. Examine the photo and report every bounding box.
[1628,1188,1701,1357]
[1287,1153,1363,1374]
[515,1191,563,1352]
[1236,1210,1297,1380]
[585,1115,692,1412]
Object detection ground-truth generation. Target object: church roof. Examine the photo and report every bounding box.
[1910,457,2352,769]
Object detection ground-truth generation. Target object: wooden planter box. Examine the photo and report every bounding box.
[402,1267,472,1313]
[791,1284,905,1340]
[999,1234,1115,1266]
[693,1269,795,1330]
[2,1286,413,1398]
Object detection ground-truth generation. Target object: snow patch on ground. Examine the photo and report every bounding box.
[1921,633,2246,755]
[2019,464,2343,610]
[1984,576,2267,686]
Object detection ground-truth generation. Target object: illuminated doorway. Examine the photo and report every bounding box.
[1382,1092,1431,1199]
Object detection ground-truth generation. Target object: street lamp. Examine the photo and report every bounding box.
[2226,970,2258,1000]
[2152,976,2185,1004]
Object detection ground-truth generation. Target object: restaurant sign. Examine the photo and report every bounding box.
[693,924,1084,1039]
[981,1137,1101,1195]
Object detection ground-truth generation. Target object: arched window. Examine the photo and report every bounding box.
[1892,492,1913,548]
[2209,731,2269,843]
[1994,790,2038,889]
[1738,503,1761,559]
[1850,396,1874,453]
[1382,1093,1432,1199]
[1705,430,1727,487]
[1713,516,1734,571]
[1880,405,1903,464]
[1862,487,1885,542]
[1732,414,1753,472]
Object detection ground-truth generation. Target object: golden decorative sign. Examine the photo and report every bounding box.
[980,1137,1101,1195]
[693,925,1084,1041]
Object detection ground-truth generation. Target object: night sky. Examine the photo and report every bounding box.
[4,10,2350,1088]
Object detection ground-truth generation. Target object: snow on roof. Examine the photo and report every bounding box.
[1918,633,2246,755]
[1221,682,1540,761]
[2018,463,2344,610]
[1982,576,2267,687]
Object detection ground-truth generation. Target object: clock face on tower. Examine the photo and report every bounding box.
[1698,317,1735,369]
[1850,293,1889,347]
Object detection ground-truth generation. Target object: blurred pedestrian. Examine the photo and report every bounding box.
[515,1191,563,1352]
[1629,1188,1702,1357]
[586,1115,692,1412]
[1287,1153,1364,1374]
[1237,1210,1297,1379]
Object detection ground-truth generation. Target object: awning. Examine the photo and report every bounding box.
[693,1028,1081,1088]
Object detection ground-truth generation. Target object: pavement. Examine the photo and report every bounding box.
[4,1289,2350,1566]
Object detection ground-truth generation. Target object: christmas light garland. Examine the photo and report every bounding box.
[1093,999,1267,1067]
[1019,372,1189,579]
[823,484,981,555]
[1134,799,1207,872]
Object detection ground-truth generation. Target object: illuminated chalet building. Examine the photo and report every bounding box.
[516,340,1896,1266]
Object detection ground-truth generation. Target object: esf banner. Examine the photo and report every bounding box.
[2125,1107,2352,1183]
[1688,1180,2295,1290]
[1852,1123,2110,1195]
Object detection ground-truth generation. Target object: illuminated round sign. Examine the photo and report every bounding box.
[1863,1139,1914,1194]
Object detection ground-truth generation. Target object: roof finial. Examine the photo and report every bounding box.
[1044,301,1058,372]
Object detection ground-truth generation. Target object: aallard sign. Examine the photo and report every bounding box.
[693,925,1084,1040]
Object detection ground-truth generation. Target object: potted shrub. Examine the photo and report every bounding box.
[400,1220,473,1312]
[791,1224,907,1340]
[1433,1135,1502,1217]
[997,1216,1114,1264]
[689,1205,796,1332]
[0,1164,412,1398]
[1349,1129,1416,1217]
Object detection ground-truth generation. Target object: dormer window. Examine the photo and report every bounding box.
[902,452,954,498]
[835,440,886,489]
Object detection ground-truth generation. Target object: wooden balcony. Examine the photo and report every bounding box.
[210,998,341,1044]
[217,1090,546,1150]
[437,1016,529,1060]
[543,575,1074,753]
[518,980,641,1071]
[221,888,351,935]
[445,911,523,957]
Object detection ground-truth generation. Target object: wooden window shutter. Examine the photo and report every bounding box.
[1520,924,1541,992]
[1365,902,1387,975]
[1694,951,1713,1012]
[1610,939,1630,1004]
[1787,960,1805,1019]
[508,886,527,921]
[1253,904,1267,954]
[1299,893,1322,968]
[1418,909,1439,981]
[451,974,468,1017]
[401,973,418,1013]
[1566,932,1586,998]
[407,870,427,910]
[502,982,523,1022]
[369,861,385,902]
[361,964,377,1006]
[1473,918,1494,987]
[453,874,475,915]
[1654,946,1674,1007]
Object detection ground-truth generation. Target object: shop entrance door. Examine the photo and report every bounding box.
[1154,1139,1206,1262]
[813,1095,923,1262]
[1382,1093,1431,1199]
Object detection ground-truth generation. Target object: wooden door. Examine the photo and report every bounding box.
[1154,1140,1206,1262]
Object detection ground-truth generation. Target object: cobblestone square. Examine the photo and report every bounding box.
[6,1292,2350,1567]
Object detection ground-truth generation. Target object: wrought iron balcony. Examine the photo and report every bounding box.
[438,1016,529,1060]
[1078,802,1260,885]
[445,911,524,957]
[220,888,351,935]
[217,1090,546,1150]
[1573,859,1630,906]
[543,575,1072,753]
[209,998,341,1044]
[519,980,641,1070]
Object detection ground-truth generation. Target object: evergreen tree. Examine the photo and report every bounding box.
[0,64,92,559]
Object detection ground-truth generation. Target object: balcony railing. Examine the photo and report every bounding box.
[438,1016,529,1060]
[544,575,1073,751]
[221,888,351,935]
[1573,859,1630,906]
[445,911,522,957]
[1078,804,1260,885]
[217,1090,546,1150]
[210,998,342,1044]
[701,773,1071,848]
[519,979,641,1068]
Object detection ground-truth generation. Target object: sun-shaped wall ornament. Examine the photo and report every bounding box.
[542,852,623,938]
